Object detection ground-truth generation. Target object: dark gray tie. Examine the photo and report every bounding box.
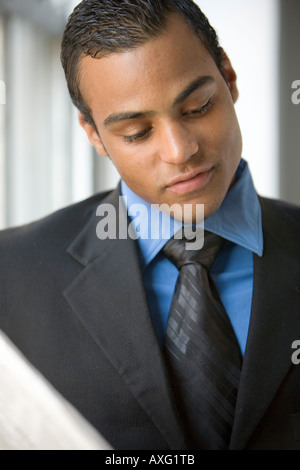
[163,231,242,450]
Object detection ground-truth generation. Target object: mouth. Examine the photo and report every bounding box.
[166,166,214,195]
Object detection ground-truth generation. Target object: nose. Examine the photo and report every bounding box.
[159,121,199,164]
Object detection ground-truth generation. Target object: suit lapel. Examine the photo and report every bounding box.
[230,198,300,449]
[63,187,186,450]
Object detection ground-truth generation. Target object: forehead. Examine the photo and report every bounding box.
[79,14,220,120]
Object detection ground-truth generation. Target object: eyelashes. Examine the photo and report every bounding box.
[124,127,152,143]
[185,98,213,116]
[123,98,213,144]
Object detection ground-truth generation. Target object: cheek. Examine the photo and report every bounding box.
[114,160,137,184]
[107,141,157,181]
[212,107,242,161]
[226,116,243,165]
[110,152,155,193]
[195,100,237,156]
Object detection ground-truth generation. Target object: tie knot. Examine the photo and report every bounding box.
[163,230,224,270]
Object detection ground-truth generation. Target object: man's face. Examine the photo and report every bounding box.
[79,14,243,221]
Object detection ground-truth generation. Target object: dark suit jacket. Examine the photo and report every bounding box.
[0,186,300,450]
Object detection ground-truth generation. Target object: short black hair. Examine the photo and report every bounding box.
[61,0,223,129]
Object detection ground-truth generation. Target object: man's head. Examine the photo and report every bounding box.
[61,0,243,220]
[61,0,224,130]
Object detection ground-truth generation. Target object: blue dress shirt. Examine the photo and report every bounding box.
[121,159,263,355]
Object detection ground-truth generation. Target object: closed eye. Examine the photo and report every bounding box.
[123,127,152,143]
[184,98,213,117]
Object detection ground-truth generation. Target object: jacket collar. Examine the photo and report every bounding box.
[64,185,187,450]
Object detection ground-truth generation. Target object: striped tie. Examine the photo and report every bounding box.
[163,231,242,449]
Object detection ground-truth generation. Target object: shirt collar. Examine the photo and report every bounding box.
[205,159,263,256]
[121,158,263,268]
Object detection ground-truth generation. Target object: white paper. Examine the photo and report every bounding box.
[0,331,113,450]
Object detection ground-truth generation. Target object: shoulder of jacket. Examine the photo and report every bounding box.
[0,189,113,250]
[259,195,300,225]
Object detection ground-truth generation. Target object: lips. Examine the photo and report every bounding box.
[166,167,214,195]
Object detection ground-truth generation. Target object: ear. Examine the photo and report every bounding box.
[78,112,108,156]
[220,49,239,103]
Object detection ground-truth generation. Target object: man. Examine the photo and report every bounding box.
[0,0,300,450]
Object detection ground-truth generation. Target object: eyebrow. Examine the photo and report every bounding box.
[103,75,215,127]
[104,111,155,127]
[173,75,215,107]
